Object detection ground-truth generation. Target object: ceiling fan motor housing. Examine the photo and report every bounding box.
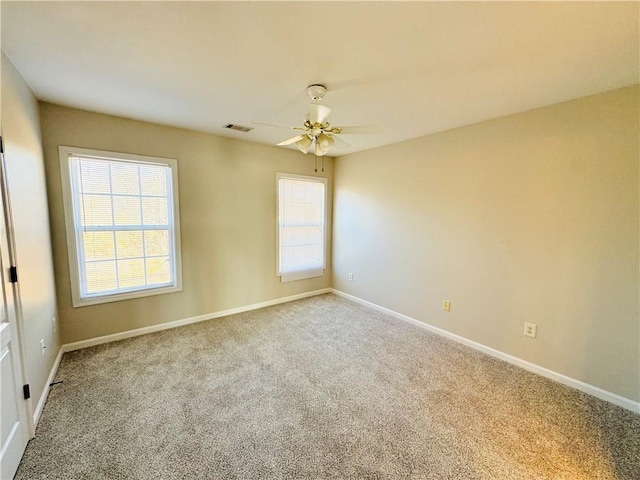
[307,84,327,102]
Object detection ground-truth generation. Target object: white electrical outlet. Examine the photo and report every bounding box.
[52,316,57,333]
[40,338,46,356]
[442,300,451,312]
[524,322,537,338]
[348,272,353,282]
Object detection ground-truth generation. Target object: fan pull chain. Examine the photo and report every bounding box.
[313,153,325,173]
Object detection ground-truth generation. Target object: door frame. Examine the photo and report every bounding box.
[0,132,34,438]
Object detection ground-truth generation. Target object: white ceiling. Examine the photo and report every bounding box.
[2,1,638,156]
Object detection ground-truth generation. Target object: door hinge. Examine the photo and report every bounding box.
[23,384,30,400]
[0,136,3,154]
[8,266,17,283]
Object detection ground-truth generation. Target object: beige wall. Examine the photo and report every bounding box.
[333,86,639,402]
[1,53,60,414]
[39,103,332,344]
[27,84,640,402]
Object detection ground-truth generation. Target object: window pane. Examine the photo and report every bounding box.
[113,196,142,225]
[85,261,117,293]
[144,230,169,256]
[142,197,168,225]
[291,181,306,202]
[280,227,294,247]
[305,204,322,223]
[283,203,305,224]
[77,159,110,194]
[280,226,322,249]
[290,246,306,268]
[280,179,291,202]
[83,232,115,261]
[117,259,145,288]
[115,231,143,259]
[292,227,305,246]
[305,226,322,245]
[306,244,323,262]
[111,162,140,195]
[78,194,113,226]
[146,257,171,285]
[140,165,168,196]
[280,246,296,270]
[306,183,322,203]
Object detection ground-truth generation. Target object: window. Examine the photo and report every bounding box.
[277,173,326,282]
[59,146,182,307]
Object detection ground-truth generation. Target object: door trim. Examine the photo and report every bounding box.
[0,134,34,437]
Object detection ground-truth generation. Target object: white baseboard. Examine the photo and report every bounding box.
[32,346,64,429]
[331,289,640,414]
[63,288,332,352]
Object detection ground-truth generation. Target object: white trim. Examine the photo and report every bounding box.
[63,288,332,352]
[70,284,182,308]
[0,143,35,438]
[280,267,324,283]
[32,347,64,430]
[331,289,640,414]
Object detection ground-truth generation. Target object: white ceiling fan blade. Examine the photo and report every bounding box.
[333,125,385,134]
[250,121,292,129]
[331,135,351,150]
[277,135,306,146]
[251,121,306,132]
[309,104,331,124]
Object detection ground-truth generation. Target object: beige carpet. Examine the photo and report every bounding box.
[16,294,640,479]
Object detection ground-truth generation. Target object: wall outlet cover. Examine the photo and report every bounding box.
[524,322,537,338]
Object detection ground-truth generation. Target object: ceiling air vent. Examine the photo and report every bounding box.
[224,124,253,133]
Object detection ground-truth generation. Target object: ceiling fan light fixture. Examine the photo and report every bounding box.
[317,133,334,154]
[296,135,313,154]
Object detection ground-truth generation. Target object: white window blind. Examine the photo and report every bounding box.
[277,174,326,282]
[59,147,182,306]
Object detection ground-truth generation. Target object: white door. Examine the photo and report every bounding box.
[0,137,30,480]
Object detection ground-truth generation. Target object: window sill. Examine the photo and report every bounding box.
[279,268,324,283]
[71,284,182,308]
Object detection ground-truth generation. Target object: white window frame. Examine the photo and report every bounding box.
[276,173,327,283]
[59,146,182,307]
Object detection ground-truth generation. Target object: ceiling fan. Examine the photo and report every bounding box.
[255,84,383,157]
